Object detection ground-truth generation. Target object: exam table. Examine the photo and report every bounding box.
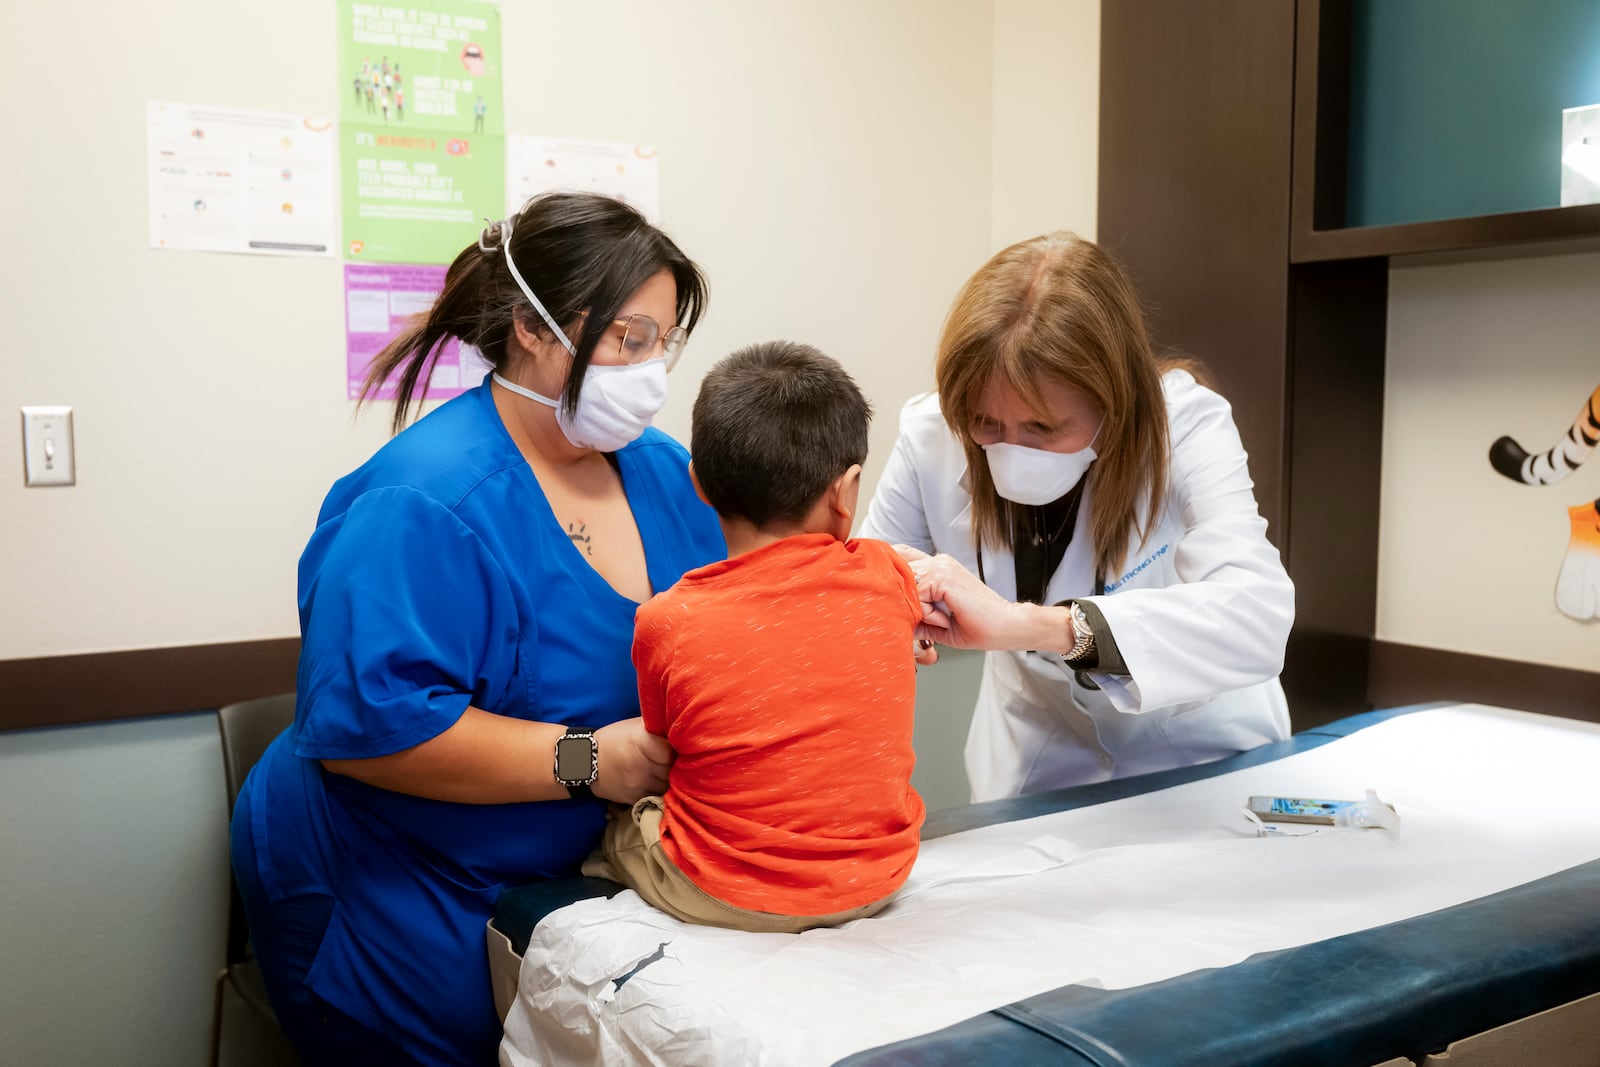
[490,703,1600,1066]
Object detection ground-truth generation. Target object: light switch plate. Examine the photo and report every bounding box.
[21,406,75,486]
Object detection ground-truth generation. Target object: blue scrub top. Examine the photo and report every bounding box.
[237,381,724,1064]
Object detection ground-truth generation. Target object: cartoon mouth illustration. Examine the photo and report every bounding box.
[461,43,485,77]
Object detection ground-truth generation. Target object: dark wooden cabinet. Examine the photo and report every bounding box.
[1099,0,1600,727]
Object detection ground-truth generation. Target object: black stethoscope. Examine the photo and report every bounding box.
[973,501,1107,599]
[975,547,1106,596]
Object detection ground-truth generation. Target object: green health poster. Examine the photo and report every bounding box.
[337,0,504,263]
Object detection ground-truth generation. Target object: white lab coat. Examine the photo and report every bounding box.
[859,370,1293,801]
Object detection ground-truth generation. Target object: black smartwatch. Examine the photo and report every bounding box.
[554,726,598,801]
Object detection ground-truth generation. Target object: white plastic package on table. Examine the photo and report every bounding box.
[499,705,1600,1067]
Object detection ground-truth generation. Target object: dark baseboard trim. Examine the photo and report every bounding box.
[1368,641,1599,724]
[5,635,1589,736]
[0,638,300,732]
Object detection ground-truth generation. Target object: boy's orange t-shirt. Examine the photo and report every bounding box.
[632,533,927,915]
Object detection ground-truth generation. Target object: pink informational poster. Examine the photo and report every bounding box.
[344,262,491,399]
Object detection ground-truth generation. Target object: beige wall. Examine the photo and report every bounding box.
[992,0,1100,248]
[1377,250,1600,672]
[0,1,1102,661]
[27,0,1585,694]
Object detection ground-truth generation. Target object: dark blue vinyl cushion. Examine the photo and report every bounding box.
[838,858,1600,1066]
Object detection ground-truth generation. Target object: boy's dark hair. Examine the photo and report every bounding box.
[692,342,872,528]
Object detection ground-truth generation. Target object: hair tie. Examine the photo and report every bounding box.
[477,217,511,253]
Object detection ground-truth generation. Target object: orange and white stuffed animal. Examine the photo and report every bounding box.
[1488,383,1600,621]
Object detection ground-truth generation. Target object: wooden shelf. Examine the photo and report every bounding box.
[1102,0,1598,721]
[1290,0,1600,267]
[1292,202,1600,264]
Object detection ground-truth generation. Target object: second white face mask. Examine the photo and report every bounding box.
[983,440,1097,506]
[493,360,668,452]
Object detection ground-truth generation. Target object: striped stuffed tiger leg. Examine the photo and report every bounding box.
[1488,383,1600,485]
[1556,498,1600,621]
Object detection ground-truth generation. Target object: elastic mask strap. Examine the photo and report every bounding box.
[491,372,560,410]
[488,219,576,355]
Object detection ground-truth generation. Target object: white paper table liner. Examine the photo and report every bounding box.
[500,704,1600,1066]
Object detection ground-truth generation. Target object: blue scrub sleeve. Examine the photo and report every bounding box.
[294,486,522,760]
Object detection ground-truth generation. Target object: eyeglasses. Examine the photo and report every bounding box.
[612,313,688,372]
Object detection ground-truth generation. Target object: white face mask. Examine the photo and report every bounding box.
[983,438,1098,506]
[487,216,669,451]
[493,364,667,452]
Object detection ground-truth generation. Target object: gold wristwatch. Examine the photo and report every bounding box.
[1063,600,1096,666]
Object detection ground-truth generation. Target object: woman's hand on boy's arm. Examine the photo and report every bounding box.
[888,543,942,665]
[895,546,1073,655]
[594,717,673,804]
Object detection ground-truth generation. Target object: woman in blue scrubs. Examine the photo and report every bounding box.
[230,192,725,1066]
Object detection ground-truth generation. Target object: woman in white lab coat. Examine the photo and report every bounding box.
[860,232,1294,801]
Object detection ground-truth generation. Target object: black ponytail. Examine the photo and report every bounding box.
[358,242,503,435]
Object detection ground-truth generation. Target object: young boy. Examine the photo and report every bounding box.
[582,341,926,933]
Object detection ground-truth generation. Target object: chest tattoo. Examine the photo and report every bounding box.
[567,520,593,556]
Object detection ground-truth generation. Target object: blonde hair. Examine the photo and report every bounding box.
[936,232,1199,582]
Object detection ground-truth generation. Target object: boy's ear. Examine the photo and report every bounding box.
[829,463,864,522]
[688,461,712,507]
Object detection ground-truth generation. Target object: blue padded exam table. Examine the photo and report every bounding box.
[491,704,1600,1066]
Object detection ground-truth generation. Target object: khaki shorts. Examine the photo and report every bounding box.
[581,795,892,934]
